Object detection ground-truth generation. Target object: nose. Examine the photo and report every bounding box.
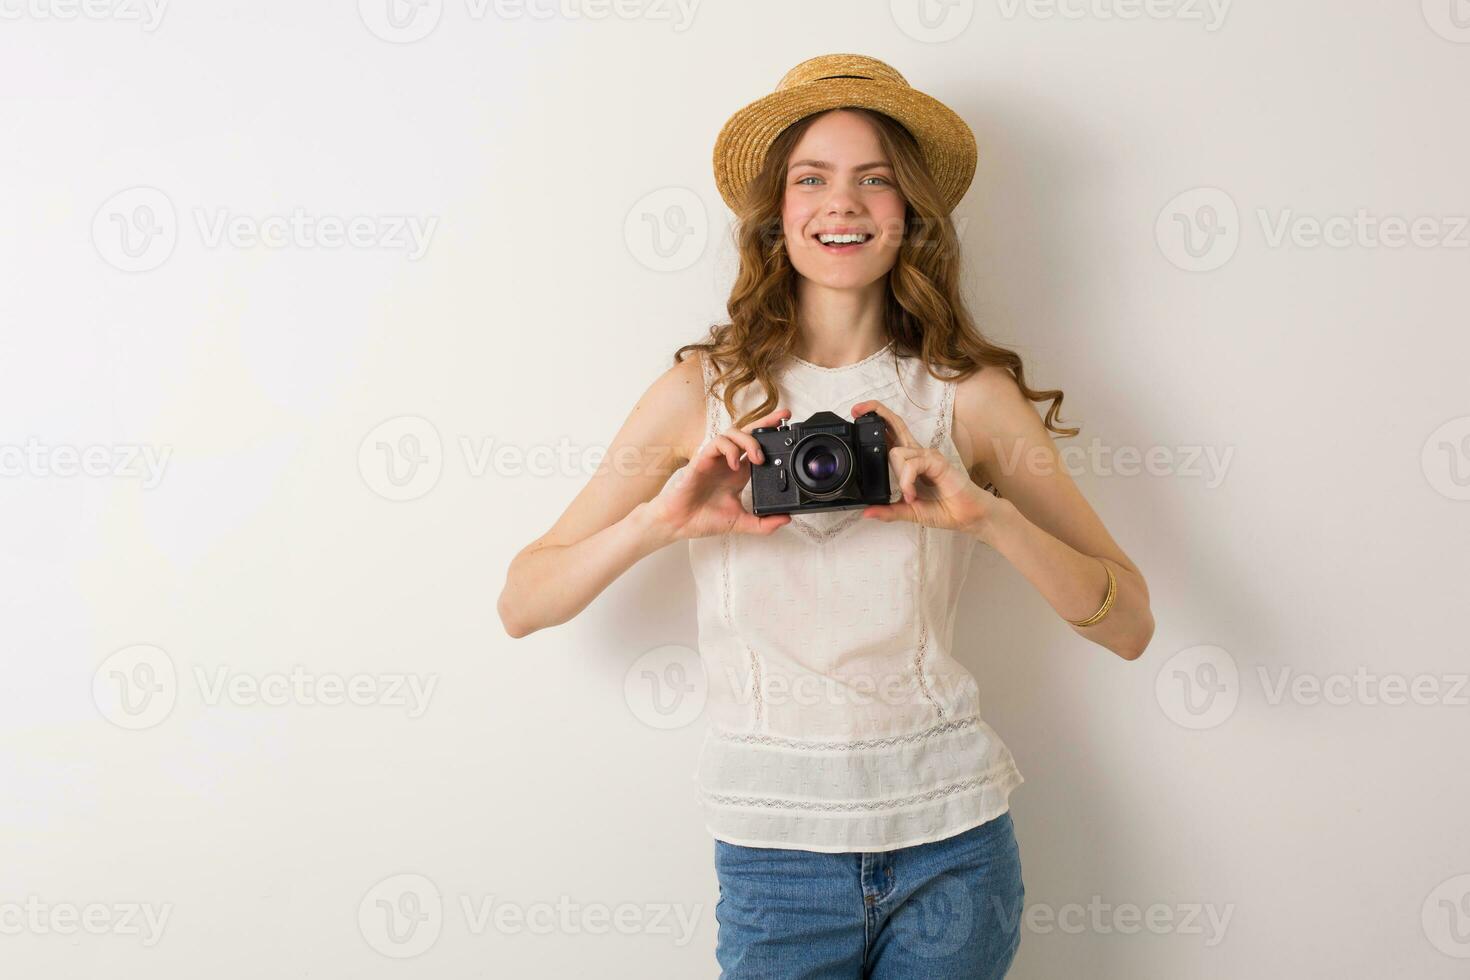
[821,179,862,216]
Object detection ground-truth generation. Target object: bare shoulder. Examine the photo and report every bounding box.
[637,348,709,466]
[950,361,1039,474]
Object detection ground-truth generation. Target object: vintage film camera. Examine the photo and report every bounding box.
[749,410,893,516]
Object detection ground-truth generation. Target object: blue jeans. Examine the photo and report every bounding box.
[713,810,1025,979]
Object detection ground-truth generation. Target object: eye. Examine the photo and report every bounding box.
[793,175,889,186]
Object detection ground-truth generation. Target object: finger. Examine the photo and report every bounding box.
[742,407,792,434]
[864,493,943,527]
[851,400,918,451]
[689,437,724,472]
[733,510,791,535]
[694,434,739,472]
[863,499,919,524]
[887,445,922,471]
[721,426,765,465]
[756,513,791,534]
[886,448,922,503]
[897,456,919,503]
[895,444,969,498]
[862,502,896,522]
[897,450,947,503]
[713,434,741,470]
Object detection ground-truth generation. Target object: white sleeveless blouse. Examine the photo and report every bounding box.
[685,341,1024,853]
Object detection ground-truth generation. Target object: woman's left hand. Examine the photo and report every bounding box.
[852,399,1001,536]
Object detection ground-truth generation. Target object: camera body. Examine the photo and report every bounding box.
[749,410,893,516]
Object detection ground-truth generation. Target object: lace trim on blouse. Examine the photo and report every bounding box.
[700,761,1017,813]
[710,714,979,751]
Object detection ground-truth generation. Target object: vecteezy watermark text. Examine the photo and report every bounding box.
[357,0,701,43]
[0,0,168,30]
[359,414,1238,503]
[93,645,439,730]
[93,187,437,272]
[0,896,173,946]
[357,873,702,958]
[0,438,171,488]
[999,894,1234,946]
[995,0,1230,31]
[1158,187,1470,272]
[1155,645,1470,729]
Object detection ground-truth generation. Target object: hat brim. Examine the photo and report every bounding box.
[712,77,977,214]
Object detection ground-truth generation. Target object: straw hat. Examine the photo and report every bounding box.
[712,53,977,214]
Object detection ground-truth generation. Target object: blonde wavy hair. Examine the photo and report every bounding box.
[674,107,1078,441]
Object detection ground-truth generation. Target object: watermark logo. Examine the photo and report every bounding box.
[191,207,437,259]
[624,644,707,730]
[359,873,443,958]
[1258,666,1468,708]
[193,666,437,717]
[982,432,1235,489]
[723,663,981,712]
[358,0,697,40]
[359,0,443,42]
[1159,188,1469,271]
[1156,187,1239,272]
[1012,895,1234,945]
[358,872,702,953]
[359,418,1238,502]
[488,0,700,29]
[1256,209,1468,250]
[624,187,707,272]
[0,438,172,488]
[356,419,687,500]
[996,0,1231,31]
[93,644,178,731]
[1422,0,1470,43]
[892,871,977,957]
[1421,416,1470,501]
[92,187,437,271]
[1157,650,1463,723]
[0,897,174,946]
[1423,873,1470,957]
[0,0,168,30]
[92,186,177,273]
[890,0,975,43]
[1154,644,1239,729]
[94,645,438,730]
[359,416,444,502]
[457,893,702,943]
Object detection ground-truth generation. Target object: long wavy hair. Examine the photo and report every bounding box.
[674,107,1078,441]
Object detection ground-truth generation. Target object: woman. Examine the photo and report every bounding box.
[499,54,1154,979]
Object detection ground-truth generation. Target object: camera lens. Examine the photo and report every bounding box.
[791,433,852,498]
[804,449,838,481]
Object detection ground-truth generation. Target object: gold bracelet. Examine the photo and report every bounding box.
[1066,558,1117,628]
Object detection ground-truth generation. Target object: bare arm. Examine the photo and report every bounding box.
[955,365,1156,661]
[496,355,703,639]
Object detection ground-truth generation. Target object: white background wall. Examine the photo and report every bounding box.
[3,1,1468,977]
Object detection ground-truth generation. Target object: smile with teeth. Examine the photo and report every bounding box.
[816,232,872,250]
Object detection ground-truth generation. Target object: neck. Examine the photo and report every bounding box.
[791,277,889,368]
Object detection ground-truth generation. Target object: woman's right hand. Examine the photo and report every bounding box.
[646,408,794,541]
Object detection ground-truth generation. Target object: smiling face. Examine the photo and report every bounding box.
[781,109,907,289]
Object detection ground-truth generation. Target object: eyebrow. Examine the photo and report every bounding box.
[787,159,893,172]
